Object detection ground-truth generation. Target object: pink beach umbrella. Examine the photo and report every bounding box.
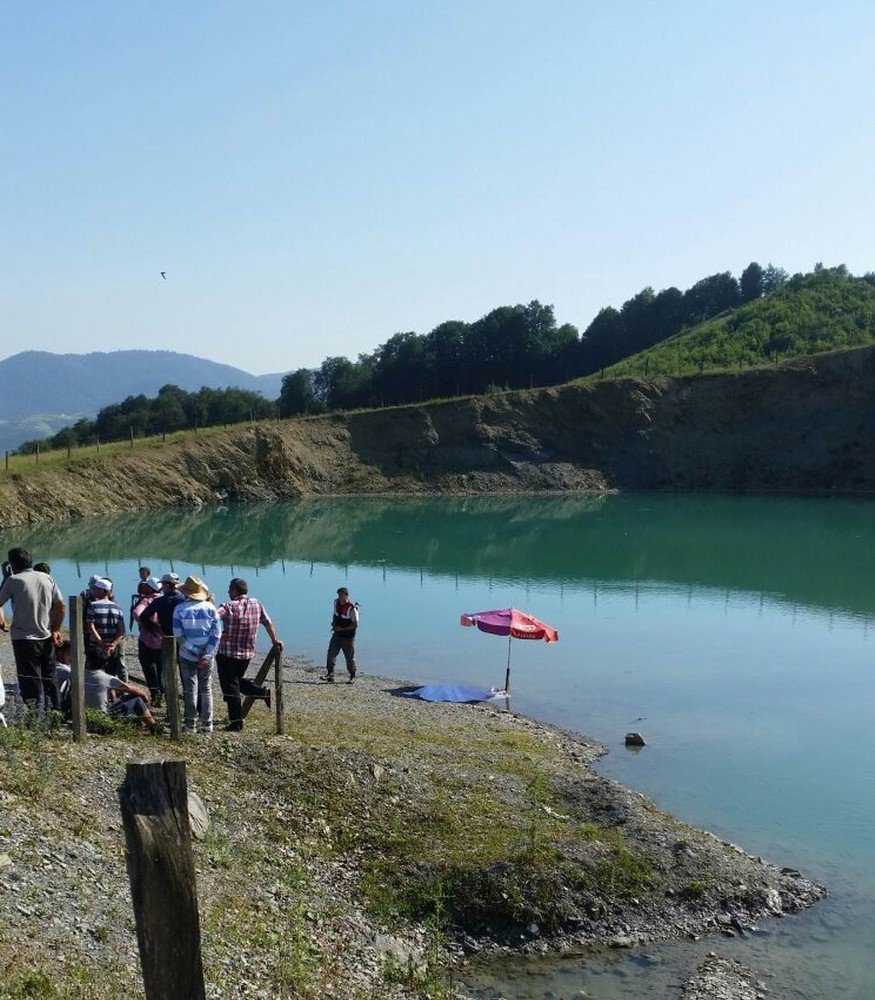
[459,607,559,693]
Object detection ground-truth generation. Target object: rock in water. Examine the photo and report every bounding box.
[625,732,646,747]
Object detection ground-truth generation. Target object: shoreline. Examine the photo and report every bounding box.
[3,344,875,531]
[0,634,825,999]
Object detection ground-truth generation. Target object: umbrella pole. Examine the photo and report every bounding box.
[505,634,512,693]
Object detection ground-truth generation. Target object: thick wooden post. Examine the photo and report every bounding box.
[162,636,182,741]
[118,760,206,1000]
[274,649,285,735]
[69,595,86,742]
[241,645,279,719]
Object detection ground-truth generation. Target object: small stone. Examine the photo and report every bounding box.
[187,791,210,841]
[764,889,783,915]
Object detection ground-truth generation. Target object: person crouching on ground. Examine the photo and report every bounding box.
[53,647,161,731]
[173,576,222,735]
[216,577,283,731]
[323,586,359,684]
[85,577,127,680]
[132,577,165,706]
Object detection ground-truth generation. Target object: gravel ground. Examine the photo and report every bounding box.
[681,953,770,1000]
[0,633,824,1000]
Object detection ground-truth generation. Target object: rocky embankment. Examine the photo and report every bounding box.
[2,346,874,528]
[0,633,824,1000]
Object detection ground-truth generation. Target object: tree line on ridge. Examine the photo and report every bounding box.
[277,261,787,415]
[17,261,873,455]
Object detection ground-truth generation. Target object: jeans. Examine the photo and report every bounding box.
[180,657,214,732]
[216,653,267,724]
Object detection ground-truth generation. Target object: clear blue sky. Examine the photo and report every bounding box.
[2,1,873,374]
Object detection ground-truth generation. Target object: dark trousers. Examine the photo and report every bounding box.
[216,653,267,724]
[12,638,56,709]
[326,633,356,677]
[138,642,164,701]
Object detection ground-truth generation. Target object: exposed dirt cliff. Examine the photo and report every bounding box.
[1,346,873,529]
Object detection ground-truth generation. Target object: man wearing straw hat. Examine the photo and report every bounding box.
[172,576,222,735]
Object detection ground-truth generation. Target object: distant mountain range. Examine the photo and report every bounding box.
[0,350,286,452]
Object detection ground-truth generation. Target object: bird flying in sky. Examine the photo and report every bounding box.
[160,271,166,279]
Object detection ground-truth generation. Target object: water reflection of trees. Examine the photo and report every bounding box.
[3,494,875,617]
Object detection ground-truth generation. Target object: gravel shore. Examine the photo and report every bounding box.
[0,634,824,999]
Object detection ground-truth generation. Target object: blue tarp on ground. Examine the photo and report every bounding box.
[400,684,508,703]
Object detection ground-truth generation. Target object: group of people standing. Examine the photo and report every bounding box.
[0,546,361,735]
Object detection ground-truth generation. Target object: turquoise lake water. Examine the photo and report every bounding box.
[3,493,874,999]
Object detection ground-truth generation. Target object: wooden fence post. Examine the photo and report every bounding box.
[69,595,86,742]
[241,644,280,719]
[162,636,182,741]
[274,649,285,735]
[118,760,206,1000]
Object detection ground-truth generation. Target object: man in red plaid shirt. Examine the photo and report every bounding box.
[216,578,284,731]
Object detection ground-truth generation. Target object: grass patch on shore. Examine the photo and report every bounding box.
[270,708,655,939]
[286,709,561,781]
[0,692,655,995]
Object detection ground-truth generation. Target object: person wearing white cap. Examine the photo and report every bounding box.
[131,577,165,705]
[86,577,127,680]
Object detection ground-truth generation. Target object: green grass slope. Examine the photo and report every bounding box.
[605,269,875,378]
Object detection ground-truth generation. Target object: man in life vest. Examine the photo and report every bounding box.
[322,587,359,684]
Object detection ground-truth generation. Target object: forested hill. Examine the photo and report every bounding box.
[604,268,875,378]
[278,263,873,417]
[0,350,284,417]
[0,351,285,453]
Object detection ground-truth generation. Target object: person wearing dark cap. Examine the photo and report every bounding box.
[145,573,184,638]
[322,587,359,684]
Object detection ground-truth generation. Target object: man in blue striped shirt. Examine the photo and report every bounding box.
[86,577,127,680]
[172,576,222,734]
